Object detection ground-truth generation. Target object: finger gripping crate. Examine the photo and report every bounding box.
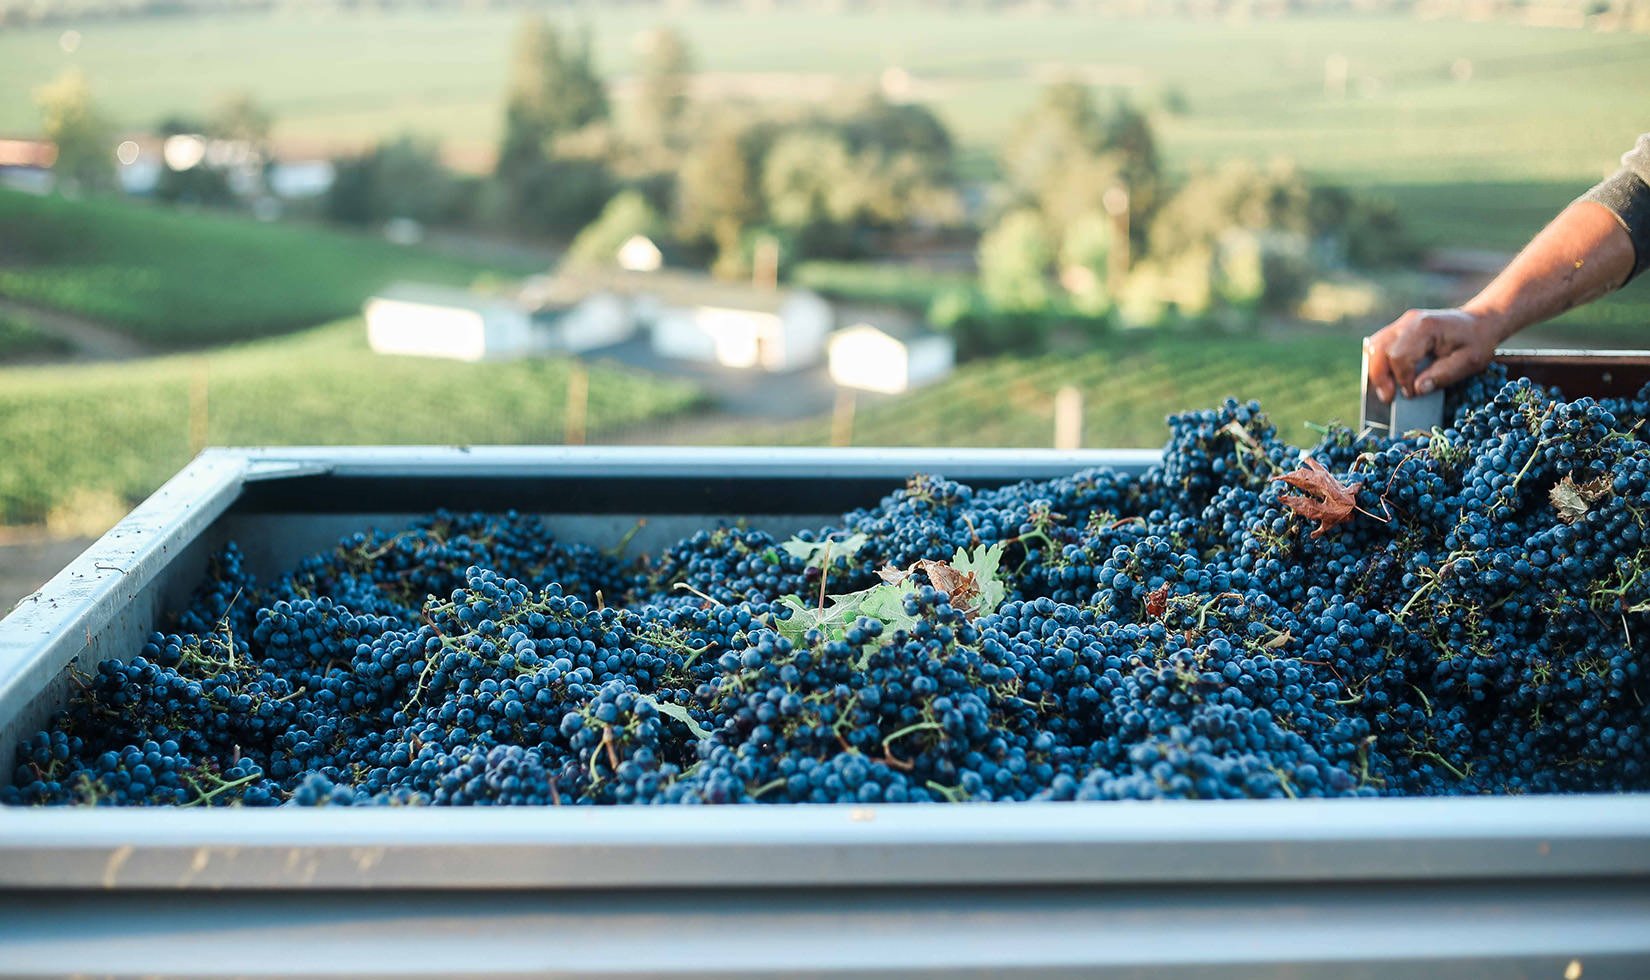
[0,447,1647,978]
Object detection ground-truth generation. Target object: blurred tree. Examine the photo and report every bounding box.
[676,124,759,273]
[761,128,861,255]
[208,90,274,197]
[1002,80,1103,202]
[1095,93,1160,221]
[496,17,609,185]
[568,189,667,265]
[207,90,272,154]
[1212,229,1266,312]
[35,69,115,194]
[1143,160,1394,316]
[633,26,694,146]
[326,134,456,227]
[978,207,1054,313]
[152,112,235,206]
[839,91,954,181]
[509,156,614,237]
[1059,211,1113,315]
[1147,160,1310,261]
[1002,81,1160,241]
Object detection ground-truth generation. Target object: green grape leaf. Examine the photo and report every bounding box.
[951,541,1008,617]
[858,581,920,635]
[636,694,714,741]
[779,532,869,570]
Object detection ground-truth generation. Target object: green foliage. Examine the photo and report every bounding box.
[494,16,611,233]
[35,69,114,193]
[779,532,869,570]
[838,91,955,182]
[567,190,667,265]
[761,129,860,251]
[1212,230,1266,311]
[951,541,1009,614]
[0,188,523,346]
[1002,81,1160,240]
[674,124,759,266]
[1059,212,1114,316]
[510,154,617,238]
[978,208,1054,314]
[497,17,609,181]
[0,319,702,525]
[1145,160,1405,314]
[774,542,1007,647]
[327,134,459,227]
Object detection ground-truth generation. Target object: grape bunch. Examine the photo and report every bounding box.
[5,372,1649,807]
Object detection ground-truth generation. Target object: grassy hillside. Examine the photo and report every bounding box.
[758,331,1360,451]
[0,320,702,525]
[0,9,1641,186]
[4,13,1646,335]
[0,190,526,346]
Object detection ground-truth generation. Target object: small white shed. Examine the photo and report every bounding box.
[617,235,664,272]
[828,320,956,394]
[364,283,533,362]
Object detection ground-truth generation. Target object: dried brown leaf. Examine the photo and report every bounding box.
[1550,474,1613,525]
[1273,457,1363,540]
[876,564,909,585]
[912,558,981,612]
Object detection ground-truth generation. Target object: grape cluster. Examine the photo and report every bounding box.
[6,375,1648,807]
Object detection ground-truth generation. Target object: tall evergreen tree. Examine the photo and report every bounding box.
[496,17,609,182]
[633,26,693,145]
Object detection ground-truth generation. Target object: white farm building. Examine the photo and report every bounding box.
[553,268,833,373]
[365,283,534,362]
[518,275,636,353]
[828,320,956,394]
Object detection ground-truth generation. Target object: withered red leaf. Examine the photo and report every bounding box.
[1145,582,1170,619]
[1273,457,1363,540]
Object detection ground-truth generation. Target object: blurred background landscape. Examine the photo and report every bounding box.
[1,0,1647,601]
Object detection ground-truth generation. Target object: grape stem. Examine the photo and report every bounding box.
[181,769,261,808]
[672,582,726,607]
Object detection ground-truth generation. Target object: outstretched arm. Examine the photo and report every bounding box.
[1366,134,1650,402]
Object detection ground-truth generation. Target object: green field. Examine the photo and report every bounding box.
[759,331,1360,450]
[0,320,702,525]
[0,189,529,347]
[8,10,1641,329]
[1,9,1641,186]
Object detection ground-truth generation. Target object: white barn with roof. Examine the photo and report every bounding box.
[518,275,635,353]
[364,283,533,362]
[828,319,955,394]
[553,267,833,373]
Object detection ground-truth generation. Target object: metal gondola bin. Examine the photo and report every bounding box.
[1,446,1648,977]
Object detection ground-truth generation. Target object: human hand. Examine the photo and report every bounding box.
[1364,308,1504,403]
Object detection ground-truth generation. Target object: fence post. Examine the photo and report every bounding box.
[831,387,856,447]
[188,359,209,454]
[1054,385,1082,450]
[565,361,589,446]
